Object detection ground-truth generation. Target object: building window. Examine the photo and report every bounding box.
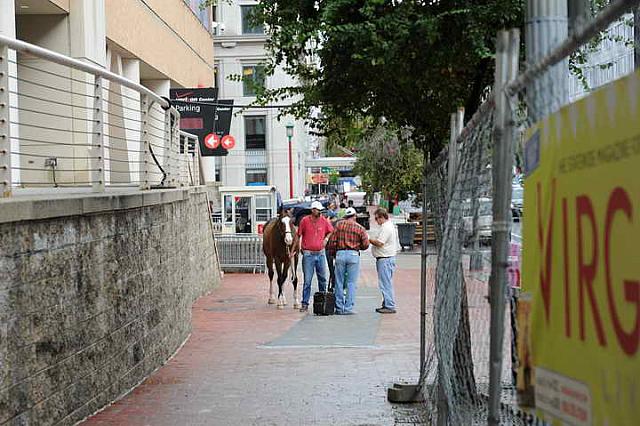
[245,116,266,150]
[241,5,263,34]
[255,195,272,221]
[246,168,268,186]
[242,65,265,96]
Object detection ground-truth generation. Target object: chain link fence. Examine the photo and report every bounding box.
[415,1,638,424]
[421,103,523,425]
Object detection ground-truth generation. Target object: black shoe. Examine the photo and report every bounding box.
[376,307,396,314]
[299,304,308,312]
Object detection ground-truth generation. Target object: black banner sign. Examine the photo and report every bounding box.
[170,87,234,157]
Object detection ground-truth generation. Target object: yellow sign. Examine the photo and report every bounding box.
[522,70,640,425]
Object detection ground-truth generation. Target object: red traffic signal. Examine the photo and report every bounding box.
[221,135,236,150]
[204,133,220,150]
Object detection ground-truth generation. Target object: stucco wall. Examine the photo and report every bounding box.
[106,0,215,87]
[0,188,220,425]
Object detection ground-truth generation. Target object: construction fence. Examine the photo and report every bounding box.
[417,1,640,424]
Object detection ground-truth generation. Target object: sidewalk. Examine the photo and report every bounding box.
[83,249,426,425]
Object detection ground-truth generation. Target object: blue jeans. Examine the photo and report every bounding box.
[376,257,396,309]
[335,250,360,313]
[301,250,328,305]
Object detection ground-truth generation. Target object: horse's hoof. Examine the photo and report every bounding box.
[277,304,285,310]
[268,298,276,304]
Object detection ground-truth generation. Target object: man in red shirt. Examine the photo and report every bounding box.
[296,201,334,312]
[330,207,369,314]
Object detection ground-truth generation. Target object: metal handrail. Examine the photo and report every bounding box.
[0,35,202,196]
[0,34,170,110]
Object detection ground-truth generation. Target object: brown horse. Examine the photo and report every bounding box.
[262,213,300,309]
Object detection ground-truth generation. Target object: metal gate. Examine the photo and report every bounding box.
[215,234,265,273]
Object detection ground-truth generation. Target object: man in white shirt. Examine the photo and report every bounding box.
[369,207,399,313]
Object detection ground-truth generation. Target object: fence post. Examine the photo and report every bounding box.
[92,76,105,192]
[488,29,520,426]
[140,94,151,190]
[0,44,11,197]
[447,108,465,198]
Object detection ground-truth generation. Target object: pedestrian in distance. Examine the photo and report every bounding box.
[332,207,369,315]
[325,202,338,221]
[369,208,399,313]
[296,201,334,312]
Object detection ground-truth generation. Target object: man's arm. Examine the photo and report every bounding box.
[359,227,370,250]
[323,218,334,247]
[369,238,384,248]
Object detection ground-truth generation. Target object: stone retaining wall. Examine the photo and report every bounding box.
[0,188,220,425]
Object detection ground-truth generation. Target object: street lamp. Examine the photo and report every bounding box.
[286,122,294,198]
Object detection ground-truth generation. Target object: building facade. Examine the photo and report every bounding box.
[212,0,310,198]
[568,15,634,102]
[1,0,216,186]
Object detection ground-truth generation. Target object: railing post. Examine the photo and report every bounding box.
[140,94,151,190]
[194,135,201,186]
[92,76,105,192]
[0,44,12,197]
[162,108,172,187]
[174,113,181,186]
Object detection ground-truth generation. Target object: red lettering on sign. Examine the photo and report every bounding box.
[604,187,639,356]
[563,197,572,338]
[576,195,607,346]
[538,180,557,324]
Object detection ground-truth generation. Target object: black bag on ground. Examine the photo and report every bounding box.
[313,287,335,316]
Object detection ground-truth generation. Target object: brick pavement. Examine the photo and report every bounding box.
[82,249,426,426]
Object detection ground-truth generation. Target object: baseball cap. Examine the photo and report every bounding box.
[344,207,357,217]
[310,201,324,210]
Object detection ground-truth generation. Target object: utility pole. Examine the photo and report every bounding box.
[526,0,569,121]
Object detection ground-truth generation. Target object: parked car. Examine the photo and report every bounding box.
[463,197,493,246]
[511,185,523,221]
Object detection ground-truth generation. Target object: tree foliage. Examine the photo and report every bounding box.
[352,123,423,199]
[237,0,524,155]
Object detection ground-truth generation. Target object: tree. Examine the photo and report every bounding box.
[245,0,522,155]
[352,123,423,204]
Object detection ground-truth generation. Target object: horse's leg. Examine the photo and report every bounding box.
[275,259,287,309]
[279,258,289,308]
[266,256,276,304]
[292,253,300,309]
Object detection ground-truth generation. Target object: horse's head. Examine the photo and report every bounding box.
[280,215,294,246]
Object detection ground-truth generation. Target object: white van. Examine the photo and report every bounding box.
[344,191,366,207]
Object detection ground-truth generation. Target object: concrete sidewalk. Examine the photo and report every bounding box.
[82,250,426,425]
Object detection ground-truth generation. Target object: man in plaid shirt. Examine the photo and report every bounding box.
[327,207,369,314]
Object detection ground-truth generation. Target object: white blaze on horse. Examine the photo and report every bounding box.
[262,213,300,309]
